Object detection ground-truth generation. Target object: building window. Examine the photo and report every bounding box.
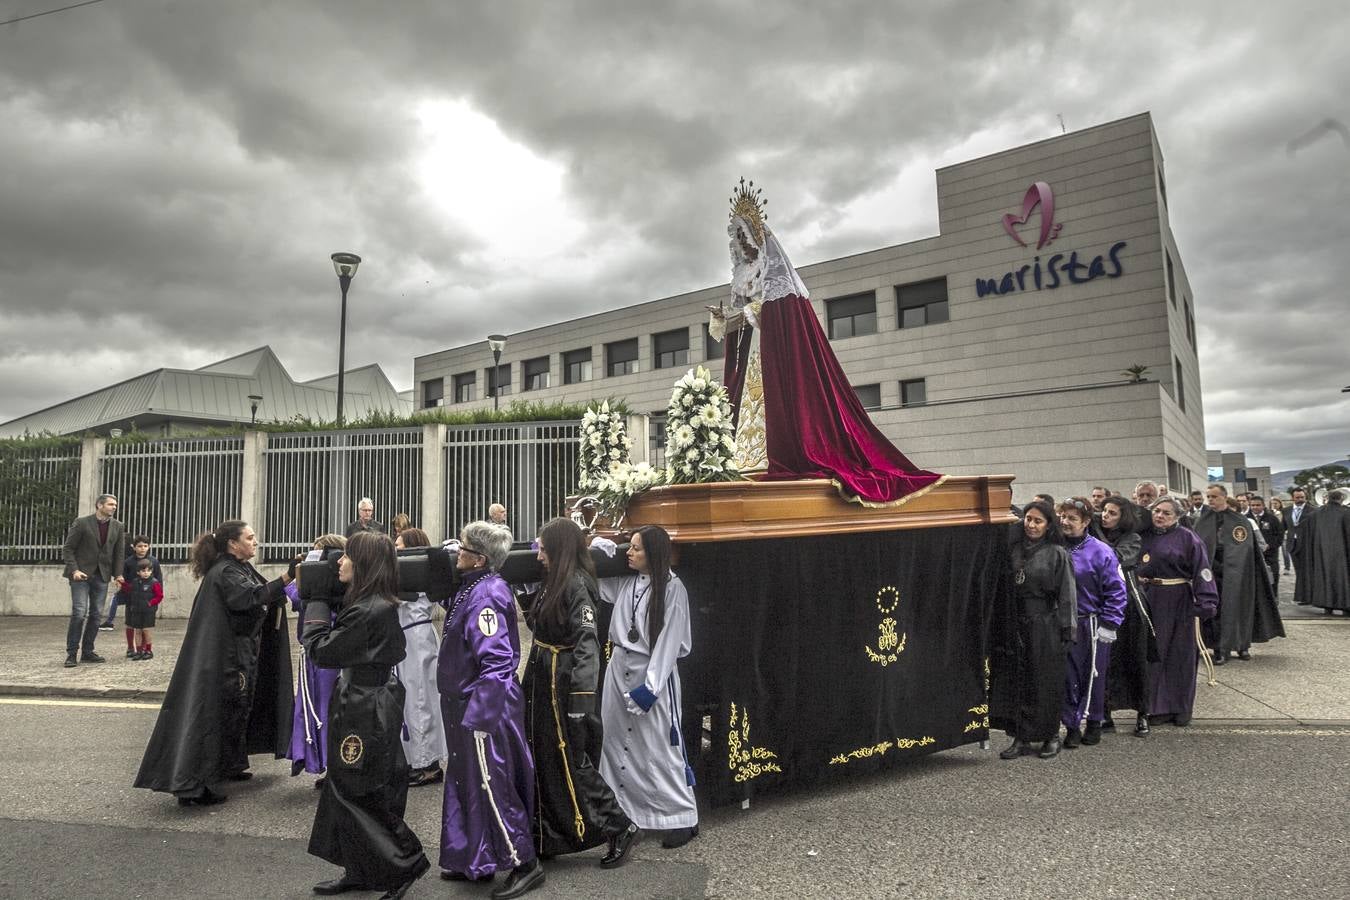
[896,278,950,329]
[900,378,927,408]
[453,372,476,404]
[854,383,881,410]
[486,363,512,398]
[1158,166,1168,208]
[606,338,639,377]
[1184,300,1197,352]
[523,356,550,391]
[649,413,668,470]
[703,323,724,361]
[826,292,877,340]
[563,348,592,385]
[653,328,690,369]
[421,378,444,409]
[1167,455,1190,493]
[1166,252,1176,307]
[1174,356,1185,412]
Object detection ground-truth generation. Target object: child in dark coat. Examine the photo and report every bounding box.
[124,559,163,659]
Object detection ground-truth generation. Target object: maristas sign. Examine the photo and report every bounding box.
[976,181,1126,297]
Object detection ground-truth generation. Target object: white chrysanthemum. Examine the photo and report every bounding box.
[589,432,602,446]
[721,433,736,452]
[685,448,699,462]
[609,447,621,460]
[699,404,721,425]
[681,394,694,409]
[691,377,706,392]
[673,424,695,448]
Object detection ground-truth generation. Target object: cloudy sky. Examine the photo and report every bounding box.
[1,1,1347,471]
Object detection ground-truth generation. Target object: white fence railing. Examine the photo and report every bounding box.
[0,443,81,562]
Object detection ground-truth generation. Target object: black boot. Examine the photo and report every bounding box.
[312,871,364,895]
[1062,727,1082,749]
[661,825,699,849]
[999,738,1030,760]
[1038,738,1061,758]
[1101,715,1116,732]
[377,866,426,900]
[1081,721,1103,746]
[1133,714,1151,737]
[600,822,639,868]
[176,787,228,807]
[491,859,544,899]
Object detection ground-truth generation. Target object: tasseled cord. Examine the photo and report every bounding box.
[1194,618,1218,687]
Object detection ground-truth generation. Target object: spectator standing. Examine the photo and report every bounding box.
[1247,496,1284,595]
[346,497,385,538]
[61,493,126,668]
[1269,497,1293,574]
[1090,487,1107,511]
[1288,488,1315,603]
[1188,490,1206,520]
[488,503,508,526]
[124,558,163,659]
[106,536,163,656]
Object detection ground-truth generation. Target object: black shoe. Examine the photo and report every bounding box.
[600,823,639,868]
[143,649,153,660]
[314,775,326,790]
[1100,716,1116,732]
[491,860,544,899]
[126,648,136,658]
[1081,721,1103,746]
[81,652,106,663]
[1038,738,1061,759]
[131,651,144,661]
[98,623,115,631]
[377,867,426,900]
[1237,650,1251,661]
[1133,714,1151,737]
[312,871,364,895]
[64,653,77,668]
[660,825,699,849]
[408,764,444,787]
[1173,714,1191,727]
[999,738,1031,760]
[1062,728,1082,749]
[224,770,253,781]
[177,788,228,807]
[1212,653,1226,666]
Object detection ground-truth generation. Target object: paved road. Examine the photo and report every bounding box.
[1,697,1346,899]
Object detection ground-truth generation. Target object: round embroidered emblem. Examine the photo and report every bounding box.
[875,586,900,614]
[1232,526,1248,544]
[339,734,364,765]
[477,607,499,637]
[1201,568,1213,583]
[1141,553,1151,564]
[1014,570,1027,585]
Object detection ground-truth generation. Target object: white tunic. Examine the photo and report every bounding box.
[396,592,446,769]
[598,571,698,830]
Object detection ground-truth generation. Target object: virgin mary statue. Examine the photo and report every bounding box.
[710,179,944,506]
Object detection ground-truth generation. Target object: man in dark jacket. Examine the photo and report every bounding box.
[1288,487,1316,604]
[61,494,126,668]
[1247,495,1285,595]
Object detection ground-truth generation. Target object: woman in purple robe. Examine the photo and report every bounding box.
[287,534,345,783]
[436,521,543,899]
[1057,498,1127,749]
[1138,497,1219,727]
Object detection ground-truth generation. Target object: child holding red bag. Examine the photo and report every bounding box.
[124,558,163,659]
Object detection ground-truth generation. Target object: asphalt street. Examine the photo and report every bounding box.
[1,697,1346,899]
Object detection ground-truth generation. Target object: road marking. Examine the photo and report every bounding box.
[0,697,160,710]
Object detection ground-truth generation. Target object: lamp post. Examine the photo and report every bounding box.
[330,252,362,427]
[247,394,263,425]
[487,333,507,411]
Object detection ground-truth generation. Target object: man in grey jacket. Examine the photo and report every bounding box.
[62,494,126,667]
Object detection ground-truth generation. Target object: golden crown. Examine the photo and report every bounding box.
[729,177,767,246]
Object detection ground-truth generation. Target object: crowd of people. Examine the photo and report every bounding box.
[991,479,1349,761]
[123,499,692,900]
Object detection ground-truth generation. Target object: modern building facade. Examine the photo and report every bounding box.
[1207,449,1274,500]
[414,113,1206,503]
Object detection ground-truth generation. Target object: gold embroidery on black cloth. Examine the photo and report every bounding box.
[727,703,781,783]
[829,735,935,765]
[1232,525,1248,543]
[865,586,907,666]
[238,672,246,694]
[339,734,364,765]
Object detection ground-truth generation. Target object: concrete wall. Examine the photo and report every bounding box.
[0,563,287,618]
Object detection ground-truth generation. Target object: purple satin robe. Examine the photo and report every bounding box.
[1138,525,1219,722]
[436,569,536,879]
[1062,534,1128,728]
[286,581,339,775]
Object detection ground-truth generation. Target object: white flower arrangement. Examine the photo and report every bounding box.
[577,400,632,492]
[664,365,740,484]
[593,460,666,527]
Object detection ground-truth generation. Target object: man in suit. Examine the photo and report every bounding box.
[1288,487,1315,604]
[61,493,127,667]
[1247,495,1285,595]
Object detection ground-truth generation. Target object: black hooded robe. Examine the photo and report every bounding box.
[1303,502,1350,612]
[1096,529,1159,715]
[1194,508,1284,657]
[135,556,293,797]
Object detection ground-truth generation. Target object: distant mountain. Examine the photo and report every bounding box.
[1271,458,1350,494]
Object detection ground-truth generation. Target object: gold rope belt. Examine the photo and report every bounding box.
[1139,577,1188,585]
[533,641,575,653]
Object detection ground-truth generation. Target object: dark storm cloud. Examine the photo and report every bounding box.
[1,0,1346,470]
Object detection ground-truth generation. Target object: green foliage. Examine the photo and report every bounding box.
[1121,364,1150,383]
[0,439,81,561]
[1293,464,1350,493]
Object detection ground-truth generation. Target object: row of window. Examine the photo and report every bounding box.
[853,378,927,411]
[421,326,725,407]
[826,277,949,340]
[1165,250,1197,354]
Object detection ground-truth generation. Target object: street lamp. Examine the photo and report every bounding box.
[330,252,362,427]
[247,394,263,424]
[487,333,507,411]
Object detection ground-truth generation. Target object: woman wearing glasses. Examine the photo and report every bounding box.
[1138,497,1219,727]
[1056,497,1127,750]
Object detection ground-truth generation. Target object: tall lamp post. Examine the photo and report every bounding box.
[247,394,263,424]
[330,252,362,427]
[487,334,507,411]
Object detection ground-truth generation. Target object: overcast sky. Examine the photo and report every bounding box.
[1,1,1347,471]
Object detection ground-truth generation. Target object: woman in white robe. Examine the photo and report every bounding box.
[597,525,699,848]
[394,528,446,786]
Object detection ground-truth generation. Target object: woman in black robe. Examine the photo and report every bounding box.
[303,531,429,900]
[1094,497,1158,737]
[519,518,637,867]
[990,499,1077,760]
[134,520,292,805]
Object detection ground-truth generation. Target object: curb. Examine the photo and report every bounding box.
[0,683,165,702]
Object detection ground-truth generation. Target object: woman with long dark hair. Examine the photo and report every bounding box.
[303,530,429,900]
[393,527,446,787]
[520,518,637,866]
[989,500,1076,760]
[135,520,293,805]
[1093,498,1157,737]
[597,525,698,848]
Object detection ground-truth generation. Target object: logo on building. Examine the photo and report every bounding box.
[1002,181,1063,250]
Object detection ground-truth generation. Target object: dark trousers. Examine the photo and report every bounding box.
[67,576,110,654]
